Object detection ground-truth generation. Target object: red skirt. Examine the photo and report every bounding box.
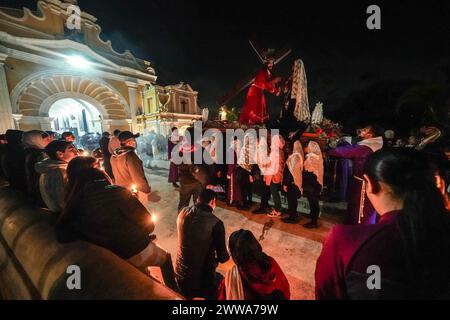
[239,86,268,125]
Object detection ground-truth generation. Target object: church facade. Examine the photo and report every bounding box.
[0,0,202,137]
[138,82,202,136]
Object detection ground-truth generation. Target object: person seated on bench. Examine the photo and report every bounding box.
[54,166,178,292]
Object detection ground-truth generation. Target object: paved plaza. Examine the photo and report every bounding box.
[144,167,346,300]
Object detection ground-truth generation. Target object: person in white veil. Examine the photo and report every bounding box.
[252,135,272,214]
[302,141,324,228]
[265,135,286,218]
[236,132,257,210]
[281,140,304,224]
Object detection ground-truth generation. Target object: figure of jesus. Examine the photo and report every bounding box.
[239,59,281,125]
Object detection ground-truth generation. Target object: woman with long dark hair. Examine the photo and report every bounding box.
[65,156,99,196]
[218,229,290,300]
[315,148,450,299]
[56,166,178,292]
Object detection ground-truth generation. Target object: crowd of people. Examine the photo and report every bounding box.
[165,123,450,299]
[0,121,449,300]
[168,126,325,228]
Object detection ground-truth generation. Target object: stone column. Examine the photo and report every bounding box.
[12,114,23,130]
[126,119,133,131]
[0,54,15,132]
[125,81,139,132]
[102,119,113,133]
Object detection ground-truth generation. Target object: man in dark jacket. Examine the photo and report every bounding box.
[99,132,113,178]
[2,130,26,192]
[111,131,151,207]
[22,130,48,203]
[176,189,229,299]
[175,127,217,211]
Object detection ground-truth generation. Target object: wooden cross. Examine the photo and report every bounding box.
[218,40,292,106]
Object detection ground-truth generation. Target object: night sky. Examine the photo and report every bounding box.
[2,0,450,125]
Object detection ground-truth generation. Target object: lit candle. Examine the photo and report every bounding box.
[220,110,227,121]
[131,184,138,195]
[151,213,158,223]
[82,151,89,157]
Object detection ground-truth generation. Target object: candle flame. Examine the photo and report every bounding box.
[151,213,158,223]
[131,184,137,193]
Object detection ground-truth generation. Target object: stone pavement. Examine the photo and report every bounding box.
[144,168,346,300]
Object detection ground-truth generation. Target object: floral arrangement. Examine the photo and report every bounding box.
[309,117,343,140]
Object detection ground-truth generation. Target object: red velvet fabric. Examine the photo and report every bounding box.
[315,212,405,299]
[239,68,280,125]
[218,256,290,300]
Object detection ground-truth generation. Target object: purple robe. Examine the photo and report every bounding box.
[334,141,352,201]
[227,148,242,205]
[168,139,179,183]
[328,144,377,225]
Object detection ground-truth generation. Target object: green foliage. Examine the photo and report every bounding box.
[228,107,240,122]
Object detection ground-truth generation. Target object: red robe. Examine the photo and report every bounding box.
[218,256,291,300]
[239,68,280,125]
[315,212,409,299]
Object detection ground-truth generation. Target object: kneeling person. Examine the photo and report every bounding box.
[176,189,230,299]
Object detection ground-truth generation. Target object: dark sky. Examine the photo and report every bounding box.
[2,0,450,117]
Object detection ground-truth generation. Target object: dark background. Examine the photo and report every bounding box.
[1,0,450,135]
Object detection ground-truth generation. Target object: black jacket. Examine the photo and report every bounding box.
[177,143,217,186]
[176,203,229,299]
[24,148,46,197]
[56,180,155,259]
[99,136,112,159]
[3,130,26,191]
[0,144,7,179]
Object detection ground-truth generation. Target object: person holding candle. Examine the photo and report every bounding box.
[56,166,178,292]
[111,131,151,208]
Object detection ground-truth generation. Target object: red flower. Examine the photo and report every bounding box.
[315,128,323,134]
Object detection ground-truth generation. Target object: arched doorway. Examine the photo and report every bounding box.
[10,71,132,133]
[49,98,103,138]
